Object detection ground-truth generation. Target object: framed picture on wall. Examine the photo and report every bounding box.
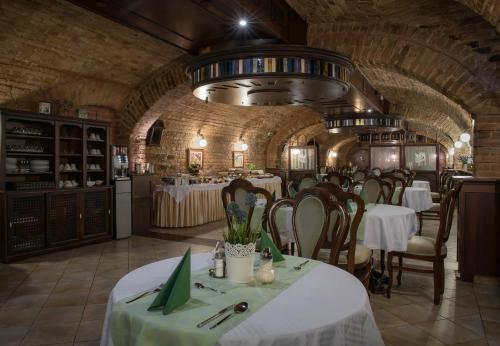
[232,151,244,168]
[187,148,204,168]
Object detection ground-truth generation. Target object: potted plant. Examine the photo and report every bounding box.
[188,163,201,176]
[223,193,259,283]
[458,155,471,171]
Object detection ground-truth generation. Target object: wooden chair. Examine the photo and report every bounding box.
[268,198,295,254]
[316,182,371,288]
[291,187,333,259]
[221,178,272,233]
[361,177,384,204]
[287,174,317,198]
[386,185,461,304]
[352,169,367,183]
[381,174,406,206]
[371,167,382,177]
[391,169,409,185]
[323,172,352,190]
[379,180,394,204]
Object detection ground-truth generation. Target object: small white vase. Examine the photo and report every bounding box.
[225,242,256,283]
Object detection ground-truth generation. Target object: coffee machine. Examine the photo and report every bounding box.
[112,146,129,180]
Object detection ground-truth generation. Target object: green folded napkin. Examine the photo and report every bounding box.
[259,229,285,262]
[148,248,191,315]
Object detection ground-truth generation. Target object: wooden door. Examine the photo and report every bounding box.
[46,191,80,246]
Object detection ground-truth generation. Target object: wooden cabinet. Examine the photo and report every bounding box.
[458,178,500,281]
[0,108,113,262]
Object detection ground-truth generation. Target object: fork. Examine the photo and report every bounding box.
[294,260,310,270]
[126,284,163,304]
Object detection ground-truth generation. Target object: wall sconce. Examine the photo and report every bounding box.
[241,142,248,151]
[197,131,207,148]
[454,141,463,149]
[328,151,337,158]
[460,133,471,142]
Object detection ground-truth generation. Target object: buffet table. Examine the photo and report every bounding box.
[154,177,282,228]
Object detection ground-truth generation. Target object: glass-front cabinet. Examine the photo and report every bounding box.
[289,145,317,171]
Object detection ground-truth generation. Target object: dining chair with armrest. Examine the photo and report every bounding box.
[268,198,295,254]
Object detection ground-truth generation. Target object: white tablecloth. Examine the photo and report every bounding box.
[361,204,418,252]
[412,180,430,190]
[157,177,282,203]
[101,253,383,346]
[402,187,433,212]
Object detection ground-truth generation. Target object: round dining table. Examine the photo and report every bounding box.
[412,180,430,190]
[101,253,383,346]
[401,187,433,212]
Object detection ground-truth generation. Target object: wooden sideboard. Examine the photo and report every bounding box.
[458,178,500,281]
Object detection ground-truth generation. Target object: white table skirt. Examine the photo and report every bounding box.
[402,187,433,212]
[157,177,282,203]
[361,204,418,252]
[101,253,383,346]
[412,180,430,190]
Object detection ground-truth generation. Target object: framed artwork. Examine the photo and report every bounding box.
[404,145,438,171]
[289,145,316,171]
[38,102,51,114]
[232,151,244,168]
[187,148,204,168]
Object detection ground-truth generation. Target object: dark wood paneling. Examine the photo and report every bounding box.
[458,179,500,281]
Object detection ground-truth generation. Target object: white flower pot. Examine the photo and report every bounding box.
[225,242,256,283]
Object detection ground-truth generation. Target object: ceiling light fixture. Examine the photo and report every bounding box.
[238,19,247,27]
[190,45,352,106]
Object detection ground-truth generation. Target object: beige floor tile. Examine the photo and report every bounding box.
[369,292,414,309]
[60,270,96,282]
[0,326,30,346]
[381,325,444,346]
[0,307,41,327]
[415,319,484,345]
[23,321,79,346]
[480,307,500,323]
[448,314,485,337]
[52,279,93,293]
[448,339,489,346]
[385,303,443,324]
[82,304,107,321]
[11,282,56,297]
[44,289,89,308]
[3,294,49,310]
[483,321,500,343]
[437,297,479,318]
[476,293,500,309]
[35,305,85,325]
[372,309,408,329]
[75,320,102,342]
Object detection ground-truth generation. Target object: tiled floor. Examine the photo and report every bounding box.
[1,218,499,346]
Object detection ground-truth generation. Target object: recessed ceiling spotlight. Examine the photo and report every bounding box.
[238,19,247,27]
[367,108,372,113]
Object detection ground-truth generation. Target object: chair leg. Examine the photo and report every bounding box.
[433,260,441,305]
[290,242,295,256]
[397,256,403,286]
[417,212,423,235]
[386,252,394,299]
[380,250,386,276]
[440,259,445,294]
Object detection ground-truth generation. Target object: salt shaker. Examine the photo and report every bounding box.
[256,247,275,284]
[213,248,225,278]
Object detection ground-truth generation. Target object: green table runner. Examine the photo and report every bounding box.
[110,255,319,346]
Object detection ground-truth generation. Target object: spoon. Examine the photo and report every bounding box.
[195,282,226,294]
[294,260,310,270]
[209,302,248,330]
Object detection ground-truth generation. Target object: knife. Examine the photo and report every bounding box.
[196,304,235,328]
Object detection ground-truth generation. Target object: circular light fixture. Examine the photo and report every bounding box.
[190,45,353,106]
[325,113,406,133]
[199,138,207,147]
[238,19,247,27]
[448,148,455,155]
[241,143,248,151]
[367,108,372,113]
[454,141,463,149]
[460,133,471,142]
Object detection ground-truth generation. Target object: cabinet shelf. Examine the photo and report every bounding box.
[6,171,54,175]
[6,152,53,157]
[60,137,82,141]
[6,134,53,140]
[60,154,82,157]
